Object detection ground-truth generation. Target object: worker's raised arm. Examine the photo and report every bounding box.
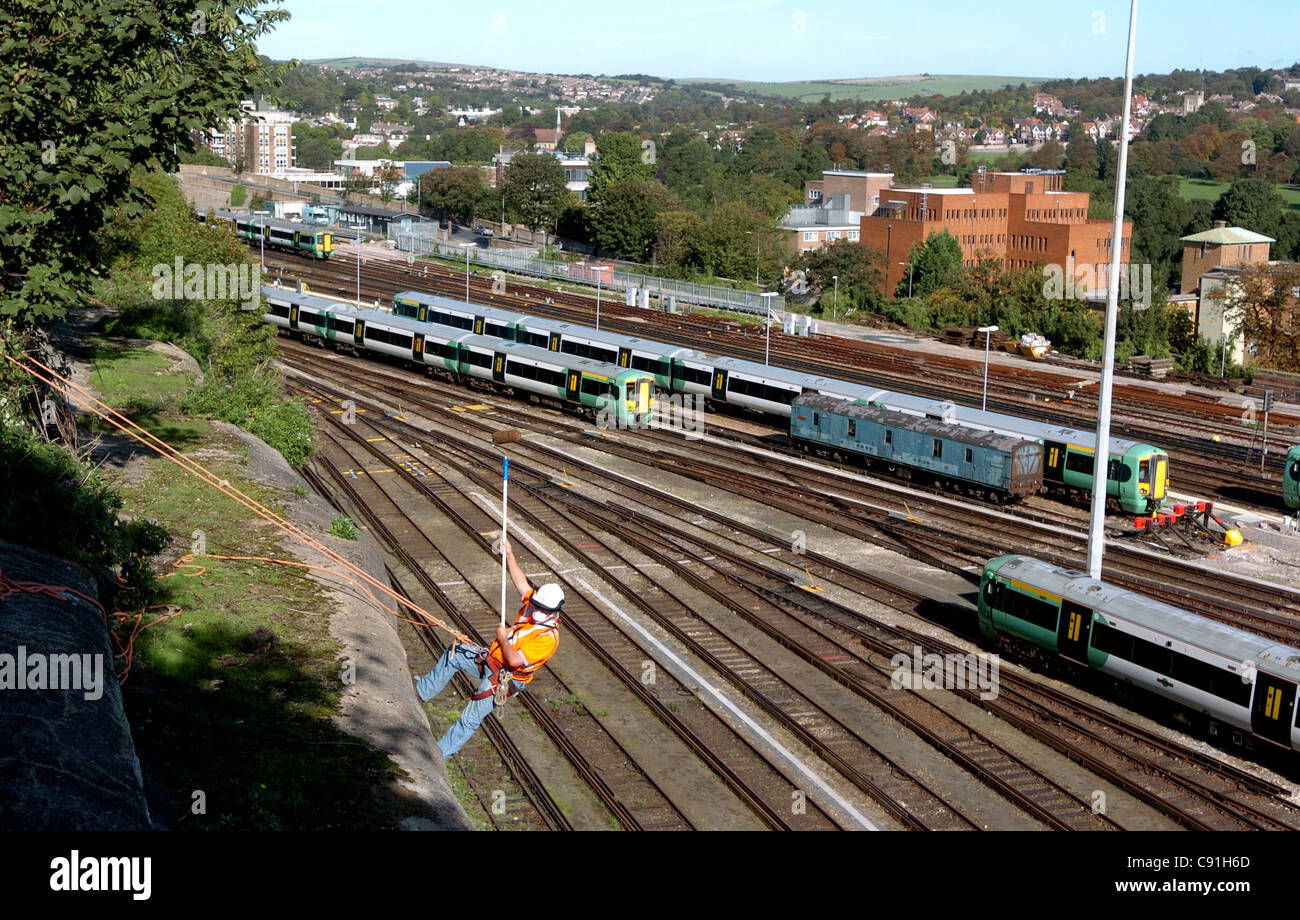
[499,537,532,601]
[494,623,528,670]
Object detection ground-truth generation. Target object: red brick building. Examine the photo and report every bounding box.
[1178,222,1273,294]
[859,170,1132,296]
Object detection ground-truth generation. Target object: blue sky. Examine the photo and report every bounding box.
[258,0,1300,83]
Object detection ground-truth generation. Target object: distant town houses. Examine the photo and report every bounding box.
[1033,92,1064,116]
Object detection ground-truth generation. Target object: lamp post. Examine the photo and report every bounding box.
[355,232,361,308]
[832,275,839,321]
[747,231,760,287]
[899,261,913,298]
[258,212,265,270]
[595,270,602,330]
[462,242,474,304]
[978,325,999,411]
[761,292,777,366]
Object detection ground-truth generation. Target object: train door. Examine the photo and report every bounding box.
[474,316,486,335]
[617,347,631,369]
[413,333,425,363]
[1043,440,1067,483]
[638,379,651,417]
[492,352,506,383]
[354,319,365,347]
[548,332,562,353]
[566,371,581,403]
[1151,454,1168,502]
[1251,672,1297,746]
[711,368,729,401]
[289,304,299,331]
[1057,601,1093,663]
[417,304,428,323]
[321,233,333,256]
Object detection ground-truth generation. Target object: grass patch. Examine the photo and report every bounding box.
[87,342,193,409]
[114,442,399,830]
[1178,178,1300,212]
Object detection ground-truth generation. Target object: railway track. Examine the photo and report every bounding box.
[280,341,1300,829]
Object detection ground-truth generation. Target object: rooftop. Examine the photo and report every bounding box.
[1180,226,1276,245]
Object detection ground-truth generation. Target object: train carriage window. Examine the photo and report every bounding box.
[812,412,820,426]
[334,319,355,335]
[1138,459,1150,484]
[847,420,856,439]
[506,360,537,381]
[269,304,291,318]
[1129,634,1173,677]
[933,439,943,459]
[983,578,1006,610]
[885,430,892,445]
[1290,459,1300,480]
[1005,589,1058,631]
[1065,452,1095,476]
[965,448,974,463]
[579,376,617,398]
[680,365,712,386]
[467,350,492,368]
[485,322,513,339]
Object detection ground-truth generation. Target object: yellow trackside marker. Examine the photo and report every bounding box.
[466,404,492,411]
[451,406,467,412]
[797,569,824,593]
[330,408,366,415]
[903,502,920,521]
[365,437,388,442]
[1223,530,1243,547]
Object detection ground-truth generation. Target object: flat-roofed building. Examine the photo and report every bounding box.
[779,193,863,253]
[860,169,1131,296]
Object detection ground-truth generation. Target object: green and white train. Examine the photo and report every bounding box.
[980,555,1300,753]
[263,288,653,428]
[390,289,1170,514]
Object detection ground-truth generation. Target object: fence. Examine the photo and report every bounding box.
[385,224,784,315]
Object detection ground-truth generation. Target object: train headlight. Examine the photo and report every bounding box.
[626,400,635,411]
[1139,486,1148,495]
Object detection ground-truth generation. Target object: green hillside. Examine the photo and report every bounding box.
[692,74,1044,102]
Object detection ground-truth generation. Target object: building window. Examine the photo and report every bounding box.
[803,231,817,242]
[827,231,840,241]
[848,230,859,241]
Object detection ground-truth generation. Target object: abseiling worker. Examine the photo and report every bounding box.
[415,537,562,758]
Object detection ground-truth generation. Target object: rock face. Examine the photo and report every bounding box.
[0,541,151,830]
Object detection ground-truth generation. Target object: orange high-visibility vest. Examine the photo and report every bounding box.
[487,591,559,685]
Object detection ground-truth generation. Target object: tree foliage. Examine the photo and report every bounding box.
[503,151,568,230]
[0,0,288,325]
[1229,261,1300,372]
[897,230,965,298]
[588,179,680,261]
[419,166,492,225]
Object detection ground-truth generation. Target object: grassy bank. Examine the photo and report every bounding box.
[84,339,401,830]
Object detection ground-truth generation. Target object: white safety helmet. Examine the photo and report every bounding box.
[529,583,565,624]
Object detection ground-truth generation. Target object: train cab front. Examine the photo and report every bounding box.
[1136,449,1169,511]
[1285,445,1300,511]
[624,377,654,427]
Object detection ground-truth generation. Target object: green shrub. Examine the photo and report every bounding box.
[0,424,168,603]
[330,515,357,540]
[247,397,316,468]
[230,184,247,208]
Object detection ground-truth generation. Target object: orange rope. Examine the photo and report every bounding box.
[2,346,470,646]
